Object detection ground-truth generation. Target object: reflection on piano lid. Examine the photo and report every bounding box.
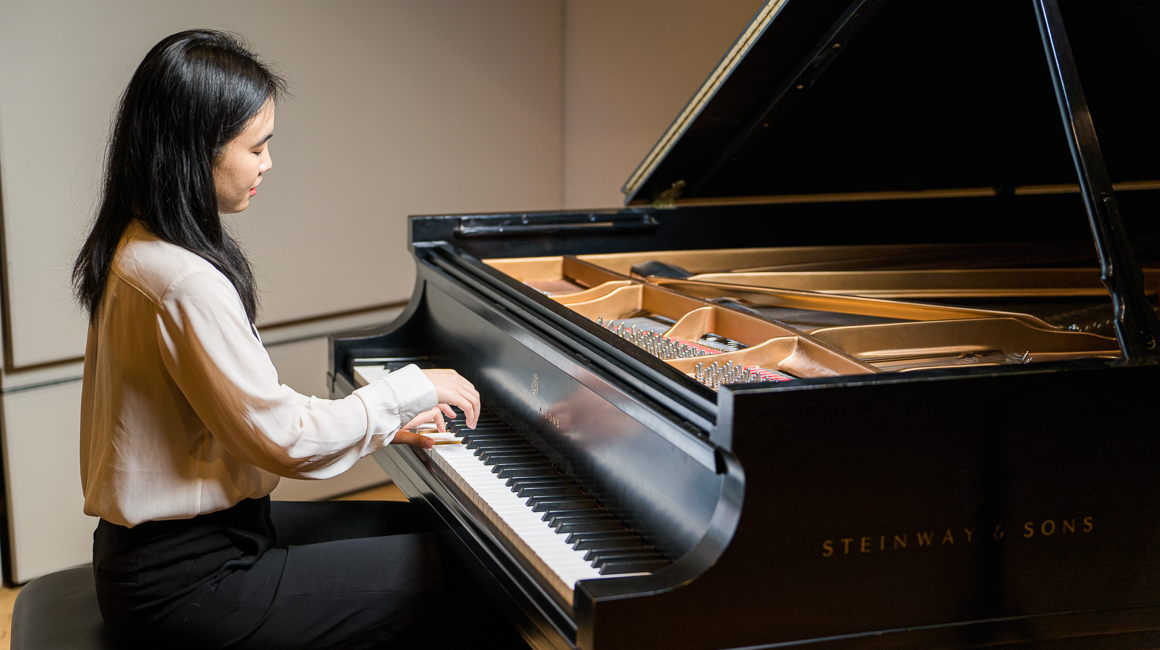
[331,1,1160,647]
[354,362,669,607]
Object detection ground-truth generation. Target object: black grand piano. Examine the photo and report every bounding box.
[329,1,1160,647]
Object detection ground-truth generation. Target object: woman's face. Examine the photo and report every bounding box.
[213,101,275,214]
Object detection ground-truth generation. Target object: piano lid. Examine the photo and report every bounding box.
[622,0,1160,206]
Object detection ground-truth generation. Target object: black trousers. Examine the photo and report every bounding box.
[93,497,526,649]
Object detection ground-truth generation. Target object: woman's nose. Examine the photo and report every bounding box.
[260,147,273,173]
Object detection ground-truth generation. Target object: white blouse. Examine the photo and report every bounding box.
[80,221,436,527]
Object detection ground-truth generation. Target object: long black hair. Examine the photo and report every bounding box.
[73,29,286,322]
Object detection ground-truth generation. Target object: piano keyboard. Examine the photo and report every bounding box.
[353,364,671,606]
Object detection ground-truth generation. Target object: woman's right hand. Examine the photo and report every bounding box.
[422,368,481,428]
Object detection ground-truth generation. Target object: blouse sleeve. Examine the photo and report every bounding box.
[153,269,437,479]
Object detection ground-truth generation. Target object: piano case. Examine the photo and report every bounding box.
[330,1,1160,648]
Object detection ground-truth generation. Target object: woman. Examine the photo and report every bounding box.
[74,29,519,649]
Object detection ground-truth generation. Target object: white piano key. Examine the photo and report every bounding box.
[353,365,392,387]
[354,365,641,604]
[426,442,608,605]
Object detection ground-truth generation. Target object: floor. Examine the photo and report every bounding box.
[0,482,407,650]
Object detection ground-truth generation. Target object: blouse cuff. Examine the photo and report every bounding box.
[383,364,438,423]
[352,363,439,447]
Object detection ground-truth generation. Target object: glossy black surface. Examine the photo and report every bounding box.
[626,0,1160,203]
[331,244,1160,649]
[328,1,1160,647]
[1032,0,1160,359]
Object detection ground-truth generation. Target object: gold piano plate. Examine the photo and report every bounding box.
[484,244,1140,388]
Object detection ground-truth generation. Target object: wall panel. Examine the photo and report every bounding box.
[2,380,92,583]
[0,0,564,368]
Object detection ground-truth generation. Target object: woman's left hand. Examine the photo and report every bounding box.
[393,405,456,449]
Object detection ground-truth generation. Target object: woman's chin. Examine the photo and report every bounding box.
[219,199,249,215]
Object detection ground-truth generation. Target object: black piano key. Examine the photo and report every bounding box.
[448,410,499,421]
[468,443,528,455]
[459,431,514,442]
[598,559,670,576]
[474,444,532,457]
[464,436,522,449]
[565,529,639,545]
[479,448,540,463]
[496,467,560,480]
[450,421,503,433]
[551,519,620,533]
[532,498,600,513]
[541,504,603,521]
[466,438,521,449]
[507,476,571,489]
[482,453,540,467]
[517,485,584,498]
[592,553,666,571]
[526,494,595,509]
[466,436,526,445]
[488,458,549,467]
[573,537,647,552]
[464,417,504,425]
[555,520,625,535]
[549,513,619,530]
[459,425,512,434]
[580,545,654,561]
[461,430,518,439]
[491,461,552,475]
[586,547,662,564]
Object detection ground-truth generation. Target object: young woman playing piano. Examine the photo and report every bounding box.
[73,30,522,649]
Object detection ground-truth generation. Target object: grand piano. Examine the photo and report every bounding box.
[329,0,1160,647]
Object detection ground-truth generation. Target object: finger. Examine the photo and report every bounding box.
[392,430,434,449]
[433,410,446,433]
[454,392,477,429]
[460,389,479,429]
[438,404,456,421]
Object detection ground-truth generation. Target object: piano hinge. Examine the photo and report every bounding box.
[652,180,686,209]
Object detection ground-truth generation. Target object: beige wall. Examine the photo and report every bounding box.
[562,0,765,209]
[0,0,564,368]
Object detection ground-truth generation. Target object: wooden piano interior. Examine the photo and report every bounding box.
[485,243,1151,387]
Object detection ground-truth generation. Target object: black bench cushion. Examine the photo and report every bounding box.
[12,565,122,650]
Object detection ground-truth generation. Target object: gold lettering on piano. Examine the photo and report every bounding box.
[821,516,1093,558]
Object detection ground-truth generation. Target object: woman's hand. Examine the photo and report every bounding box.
[421,369,480,429]
[393,405,454,449]
[402,405,455,433]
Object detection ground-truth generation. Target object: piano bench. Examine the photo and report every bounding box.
[12,566,122,650]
